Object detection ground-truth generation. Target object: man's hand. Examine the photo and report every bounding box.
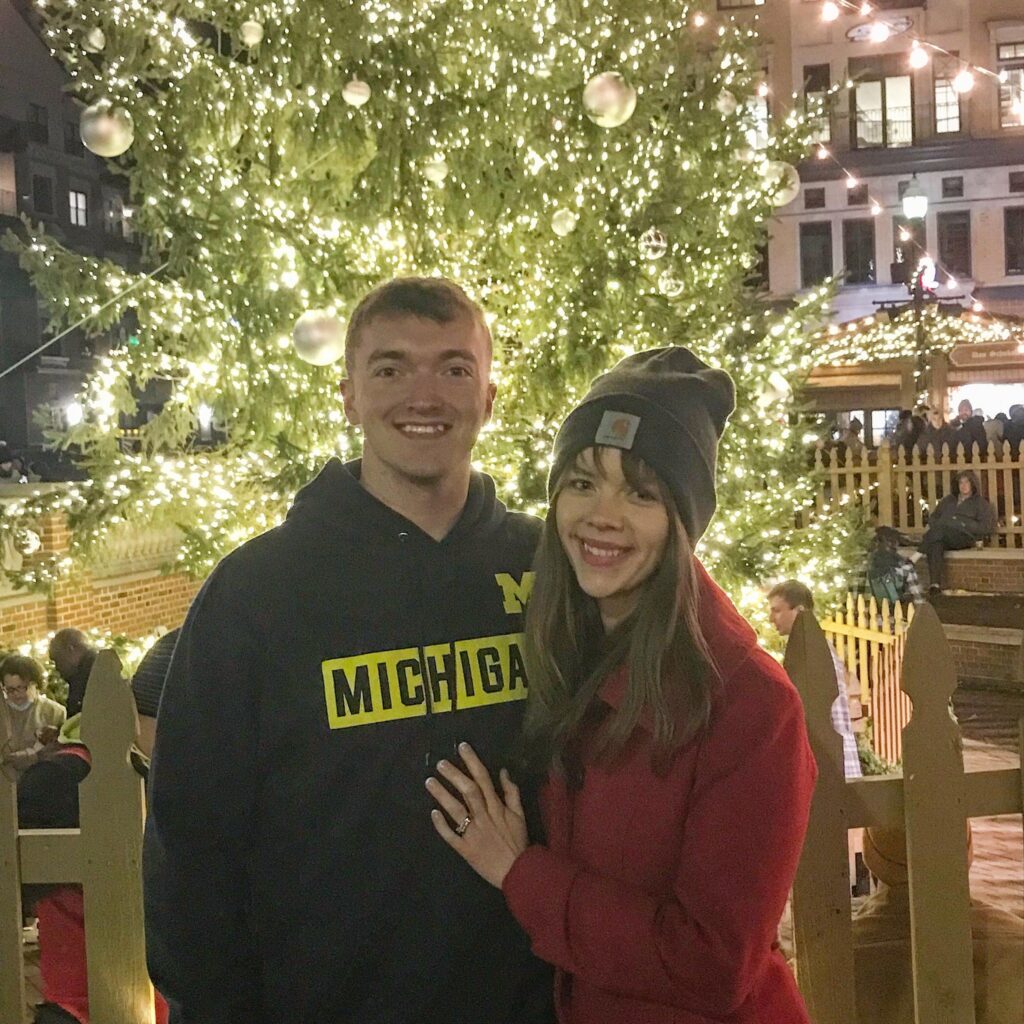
[426,742,529,888]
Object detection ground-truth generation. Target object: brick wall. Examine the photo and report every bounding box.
[945,555,1024,595]
[1,511,204,648]
[947,637,1023,691]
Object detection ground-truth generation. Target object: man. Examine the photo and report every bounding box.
[952,399,986,459]
[768,580,862,780]
[47,630,97,718]
[144,278,553,1023]
[0,654,65,779]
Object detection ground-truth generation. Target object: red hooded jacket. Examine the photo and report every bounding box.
[502,563,817,1024]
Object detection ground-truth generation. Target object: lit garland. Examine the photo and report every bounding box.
[0,0,869,633]
[815,306,1024,366]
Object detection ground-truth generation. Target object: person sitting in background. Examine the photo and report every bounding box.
[1,654,66,780]
[0,444,27,482]
[918,470,997,594]
[952,400,987,460]
[131,628,179,760]
[864,527,924,606]
[768,580,862,780]
[47,630,97,718]
[916,407,957,459]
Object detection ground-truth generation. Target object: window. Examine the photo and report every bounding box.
[63,120,84,157]
[843,219,876,284]
[892,216,926,283]
[997,43,1024,128]
[850,56,913,149]
[942,176,964,198]
[745,88,770,151]
[933,57,962,134]
[1006,208,1024,274]
[847,183,869,206]
[800,222,833,288]
[26,103,49,144]
[32,174,53,214]
[804,64,831,144]
[805,187,826,210]
[1010,172,1024,194]
[69,189,88,227]
[937,211,971,279]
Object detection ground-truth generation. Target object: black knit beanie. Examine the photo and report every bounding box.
[549,347,736,542]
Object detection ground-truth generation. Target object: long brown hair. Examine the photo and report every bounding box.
[521,447,719,779]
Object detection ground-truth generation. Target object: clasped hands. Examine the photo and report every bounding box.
[426,741,529,888]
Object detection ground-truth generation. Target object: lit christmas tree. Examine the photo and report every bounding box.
[1,0,865,634]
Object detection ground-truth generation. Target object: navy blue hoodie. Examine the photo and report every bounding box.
[144,459,553,1023]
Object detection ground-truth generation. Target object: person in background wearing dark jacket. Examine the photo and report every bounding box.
[47,630,97,718]
[919,470,997,593]
[427,348,816,1024]
[952,399,987,460]
[891,409,922,456]
[144,278,553,1024]
[916,407,957,459]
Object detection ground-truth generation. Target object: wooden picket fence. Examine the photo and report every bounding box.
[0,651,158,1024]
[1,619,1021,1024]
[823,593,916,764]
[812,441,1024,548]
[787,604,1024,1024]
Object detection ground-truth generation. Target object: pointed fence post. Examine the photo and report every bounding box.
[78,650,156,1024]
[900,604,976,1024]
[786,611,857,1024]
[0,706,26,1024]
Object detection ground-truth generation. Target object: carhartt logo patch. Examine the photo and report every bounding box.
[595,410,640,449]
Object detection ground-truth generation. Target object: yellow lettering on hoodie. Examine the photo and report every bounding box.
[321,634,527,729]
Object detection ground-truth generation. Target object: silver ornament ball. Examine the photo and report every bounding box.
[14,528,41,557]
[82,27,106,53]
[292,310,345,366]
[239,20,264,47]
[657,273,685,298]
[551,209,579,236]
[422,158,449,184]
[80,100,134,158]
[715,89,738,116]
[342,78,372,108]
[639,227,668,260]
[582,71,637,128]
[762,160,801,207]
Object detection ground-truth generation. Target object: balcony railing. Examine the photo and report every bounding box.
[854,105,914,150]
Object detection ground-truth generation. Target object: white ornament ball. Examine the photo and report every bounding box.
[715,89,738,116]
[292,310,345,366]
[79,100,134,158]
[658,273,684,298]
[82,27,106,53]
[762,160,801,207]
[342,78,372,108]
[757,371,793,406]
[239,20,264,47]
[639,227,669,260]
[582,71,637,128]
[14,528,41,557]
[422,158,449,184]
[551,209,579,236]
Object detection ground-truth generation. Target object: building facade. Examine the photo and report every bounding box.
[740,0,1024,321]
[0,0,137,452]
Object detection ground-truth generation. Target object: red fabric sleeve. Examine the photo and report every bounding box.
[502,662,816,1018]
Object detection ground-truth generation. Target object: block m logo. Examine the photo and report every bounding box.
[495,572,536,614]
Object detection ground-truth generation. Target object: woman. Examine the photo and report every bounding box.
[916,407,957,459]
[426,348,817,1023]
[1,654,65,779]
[918,470,996,594]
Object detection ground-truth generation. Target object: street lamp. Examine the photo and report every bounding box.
[901,176,930,398]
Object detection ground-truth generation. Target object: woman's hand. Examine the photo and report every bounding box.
[426,742,529,888]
